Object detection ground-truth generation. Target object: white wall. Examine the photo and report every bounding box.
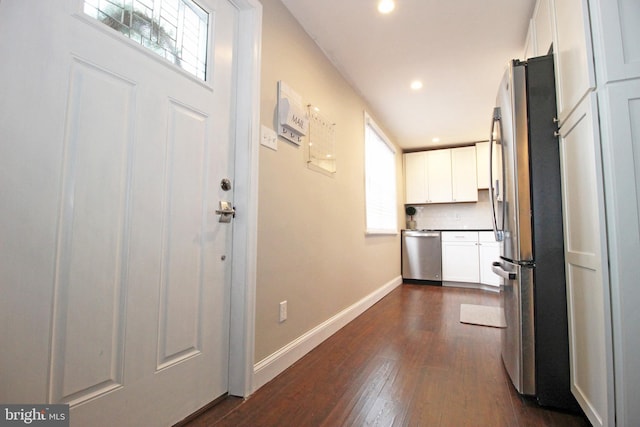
[254,0,403,371]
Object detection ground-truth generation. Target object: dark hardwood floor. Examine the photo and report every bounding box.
[183,284,590,426]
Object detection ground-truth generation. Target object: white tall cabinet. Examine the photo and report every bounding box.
[590,1,640,426]
[552,2,613,426]
[526,0,640,425]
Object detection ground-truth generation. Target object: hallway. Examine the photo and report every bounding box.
[182,285,590,426]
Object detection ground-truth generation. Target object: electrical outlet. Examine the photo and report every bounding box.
[279,300,287,322]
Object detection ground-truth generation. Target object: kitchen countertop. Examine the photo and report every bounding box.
[402,228,492,232]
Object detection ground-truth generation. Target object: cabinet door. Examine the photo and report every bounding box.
[479,232,502,287]
[442,242,480,283]
[533,0,553,56]
[552,0,596,123]
[599,81,640,427]
[523,20,534,60]
[479,243,501,287]
[442,232,480,283]
[404,152,427,204]
[591,0,640,83]
[451,146,478,202]
[476,142,490,189]
[558,94,613,427]
[426,149,452,203]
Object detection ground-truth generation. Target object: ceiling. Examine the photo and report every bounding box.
[280,0,536,150]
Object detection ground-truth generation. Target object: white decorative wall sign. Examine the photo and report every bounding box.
[277,81,308,145]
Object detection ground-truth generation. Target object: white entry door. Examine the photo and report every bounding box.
[0,0,240,425]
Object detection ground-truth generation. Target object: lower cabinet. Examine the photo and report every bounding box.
[478,232,501,287]
[442,232,479,283]
[442,231,502,287]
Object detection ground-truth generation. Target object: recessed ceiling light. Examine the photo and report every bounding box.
[410,80,423,90]
[432,137,440,143]
[378,0,395,14]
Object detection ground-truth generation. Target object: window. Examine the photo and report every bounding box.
[364,113,398,234]
[84,0,209,80]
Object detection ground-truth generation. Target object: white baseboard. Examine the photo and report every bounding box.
[252,275,402,392]
[443,281,501,293]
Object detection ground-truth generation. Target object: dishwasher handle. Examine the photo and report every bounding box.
[404,231,440,238]
[492,262,516,280]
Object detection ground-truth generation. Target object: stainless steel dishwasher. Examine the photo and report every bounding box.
[401,230,442,281]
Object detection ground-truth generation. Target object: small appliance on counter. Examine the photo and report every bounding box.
[401,230,442,283]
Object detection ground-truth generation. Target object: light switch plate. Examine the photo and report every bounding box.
[260,125,278,151]
[279,300,287,322]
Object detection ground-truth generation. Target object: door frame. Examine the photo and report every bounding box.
[227,0,261,397]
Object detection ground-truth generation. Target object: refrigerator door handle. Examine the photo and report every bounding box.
[489,107,505,242]
[492,261,516,280]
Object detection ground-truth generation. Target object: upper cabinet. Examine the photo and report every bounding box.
[404,147,477,204]
[590,0,640,83]
[426,149,453,203]
[476,141,502,193]
[404,150,451,204]
[404,151,428,204]
[533,0,553,56]
[551,0,596,123]
[476,141,490,189]
[451,146,478,202]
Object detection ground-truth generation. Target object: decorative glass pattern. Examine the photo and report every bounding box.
[84,0,209,80]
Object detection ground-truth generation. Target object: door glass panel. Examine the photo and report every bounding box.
[84,0,209,80]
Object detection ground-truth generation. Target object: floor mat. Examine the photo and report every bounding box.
[459,304,506,328]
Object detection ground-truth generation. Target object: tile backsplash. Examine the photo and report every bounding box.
[407,190,493,230]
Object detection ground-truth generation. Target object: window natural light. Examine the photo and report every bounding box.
[364,113,398,234]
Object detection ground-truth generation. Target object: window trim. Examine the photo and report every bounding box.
[364,112,398,235]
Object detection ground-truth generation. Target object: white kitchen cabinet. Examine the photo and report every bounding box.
[532,0,553,56]
[442,231,502,287]
[542,1,640,425]
[478,231,501,288]
[404,151,449,204]
[442,232,480,283]
[590,0,640,84]
[404,151,428,204]
[551,0,596,124]
[476,142,490,189]
[476,141,502,195]
[451,146,477,202]
[598,79,640,427]
[404,147,477,204]
[558,93,613,427]
[426,149,452,203]
[523,20,534,60]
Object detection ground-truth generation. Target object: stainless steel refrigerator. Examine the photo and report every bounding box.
[489,55,579,411]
